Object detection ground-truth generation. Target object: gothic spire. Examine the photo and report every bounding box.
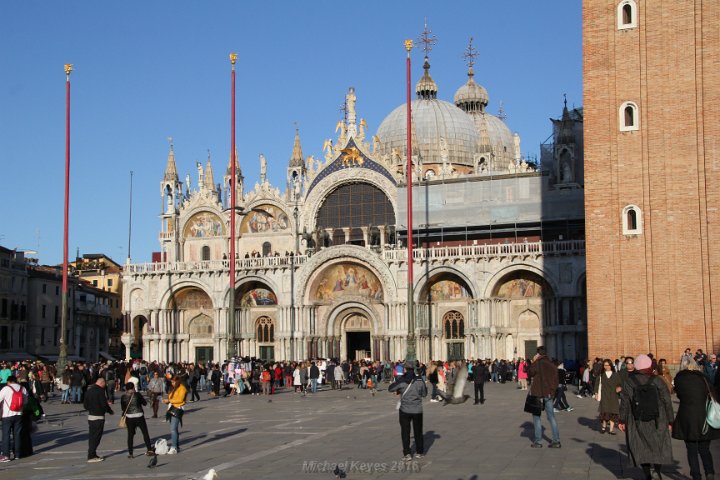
[204,150,216,192]
[163,138,179,183]
[289,127,305,169]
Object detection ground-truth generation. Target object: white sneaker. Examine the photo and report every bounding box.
[429,399,438,403]
[167,448,177,455]
[576,395,583,398]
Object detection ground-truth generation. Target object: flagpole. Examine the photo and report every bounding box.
[404,40,416,364]
[59,64,73,372]
[228,53,238,359]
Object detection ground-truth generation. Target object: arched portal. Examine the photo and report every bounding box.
[131,315,148,359]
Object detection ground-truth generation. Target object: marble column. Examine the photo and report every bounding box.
[360,226,369,247]
[378,225,386,249]
[342,227,351,244]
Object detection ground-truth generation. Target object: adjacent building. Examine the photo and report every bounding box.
[0,247,29,360]
[583,1,720,360]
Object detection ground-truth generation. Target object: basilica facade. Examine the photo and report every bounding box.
[121,53,587,365]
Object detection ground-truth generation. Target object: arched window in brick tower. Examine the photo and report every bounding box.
[622,205,643,235]
[617,1,637,29]
[619,102,639,132]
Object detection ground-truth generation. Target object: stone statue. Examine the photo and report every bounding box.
[196,162,204,189]
[372,135,381,153]
[185,174,191,193]
[259,154,267,184]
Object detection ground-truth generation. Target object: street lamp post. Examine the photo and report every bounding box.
[58,63,73,372]
[404,39,416,364]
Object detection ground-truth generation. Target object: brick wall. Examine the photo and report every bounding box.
[583,0,719,361]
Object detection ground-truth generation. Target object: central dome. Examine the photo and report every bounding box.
[376,98,479,166]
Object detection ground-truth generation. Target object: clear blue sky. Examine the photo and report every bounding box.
[0,1,581,265]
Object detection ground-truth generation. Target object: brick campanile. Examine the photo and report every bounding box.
[583,0,720,362]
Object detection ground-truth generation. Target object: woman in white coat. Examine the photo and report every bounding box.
[292,364,302,393]
[334,364,344,390]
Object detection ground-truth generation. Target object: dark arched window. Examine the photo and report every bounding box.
[622,4,632,24]
[256,316,274,343]
[201,246,210,261]
[627,209,637,230]
[316,183,395,244]
[262,242,272,257]
[443,311,465,339]
[624,106,635,127]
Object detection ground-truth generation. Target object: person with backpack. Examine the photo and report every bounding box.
[619,353,673,480]
[672,360,719,480]
[0,376,28,462]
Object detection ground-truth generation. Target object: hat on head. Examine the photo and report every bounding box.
[635,354,652,371]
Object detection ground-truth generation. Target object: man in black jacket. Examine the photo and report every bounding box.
[473,360,487,405]
[309,362,320,393]
[83,377,113,462]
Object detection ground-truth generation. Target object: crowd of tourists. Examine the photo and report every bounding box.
[1,348,719,479]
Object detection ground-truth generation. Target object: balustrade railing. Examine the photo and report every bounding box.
[125,240,583,275]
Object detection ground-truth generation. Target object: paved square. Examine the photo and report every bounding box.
[0,382,716,479]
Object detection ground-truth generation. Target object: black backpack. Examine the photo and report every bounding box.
[105,369,116,382]
[630,374,660,425]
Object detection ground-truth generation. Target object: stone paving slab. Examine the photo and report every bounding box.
[0,382,716,480]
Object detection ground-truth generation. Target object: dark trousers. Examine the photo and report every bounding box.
[474,382,485,402]
[126,416,153,455]
[398,411,424,456]
[88,419,105,459]
[685,440,714,480]
[554,387,570,410]
[190,382,200,401]
[1,415,23,458]
[106,382,115,402]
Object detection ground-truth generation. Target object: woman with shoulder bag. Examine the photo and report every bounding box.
[594,359,621,434]
[120,383,155,459]
[162,375,187,455]
[673,361,719,480]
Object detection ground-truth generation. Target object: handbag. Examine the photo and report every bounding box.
[118,393,133,429]
[524,394,544,415]
[702,377,720,434]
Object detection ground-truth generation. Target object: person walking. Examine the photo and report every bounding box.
[388,361,428,460]
[103,364,117,404]
[554,362,574,412]
[162,375,187,455]
[473,359,487,405]
[0,376,28,462]
[673,360,719,480]
[618,354,673,480]
[147,371,163,418]
[517,358,528,390]
[527,346,561,448]
[334,362,344,390]
[594,359,621,434]
[83,377,114,463]
[120,383,155,459]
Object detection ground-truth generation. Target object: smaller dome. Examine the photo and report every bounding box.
[454,67,489,113]
[415,57,438,100]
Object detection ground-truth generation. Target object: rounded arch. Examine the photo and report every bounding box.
[188,313,214,336]
[617,0,638,29]
[324,300,382,338]
[161,281,215,311]
[236,280,278,307]
[296,244,398,304]
[301,169,398,234]
[180,209,226,239]
[414,266,477,303]
[483,264,557,299]
[128,287,147,312]
[222,275,281,306]
[240,201,292,234]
